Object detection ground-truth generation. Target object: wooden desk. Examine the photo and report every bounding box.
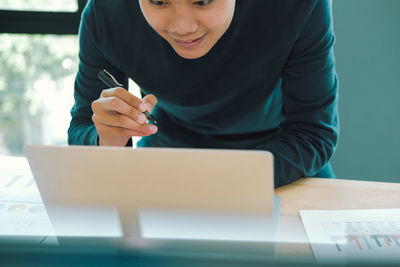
[275,178,400,258]
[2,157,400,265]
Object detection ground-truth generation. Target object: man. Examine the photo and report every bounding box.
[69,0,339,187]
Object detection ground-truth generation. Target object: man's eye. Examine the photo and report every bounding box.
[149,0,168,6]
[193,0,213,6]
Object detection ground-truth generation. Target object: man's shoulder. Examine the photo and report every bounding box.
[83,0,141,21]
[241,0,322,34]
[82,0,143,34]
[250,0,320,16]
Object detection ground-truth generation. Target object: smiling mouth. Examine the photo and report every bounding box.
[176,36,202,43]
[173,34,206,48]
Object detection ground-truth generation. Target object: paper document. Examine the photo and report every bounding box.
[300,209,400,262]
[0,156,54,237]
[0,156,42,203]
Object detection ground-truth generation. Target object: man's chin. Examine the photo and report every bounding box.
[171,46,211,60]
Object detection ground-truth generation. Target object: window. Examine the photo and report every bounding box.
[0,0,84,156]
[0,0,143,155]
[0,0,78,12]
[0,0,84,35]
[0,34,78,155]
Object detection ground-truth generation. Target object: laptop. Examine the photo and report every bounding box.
[24,145,279,256]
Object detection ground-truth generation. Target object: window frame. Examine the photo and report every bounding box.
[0,0,87,34]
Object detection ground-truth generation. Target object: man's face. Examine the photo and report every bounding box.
[139,0,236,59]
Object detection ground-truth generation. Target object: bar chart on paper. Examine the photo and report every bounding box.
[300,209,400,262]
[0,156,53,237]
[323,221,400,252]
[0,156,41,203]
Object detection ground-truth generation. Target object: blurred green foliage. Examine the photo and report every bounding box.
[0,34,78,155]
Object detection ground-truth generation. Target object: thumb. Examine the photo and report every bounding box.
[143,94,157,113]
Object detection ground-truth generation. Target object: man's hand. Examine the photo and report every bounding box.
[91,87,158,146]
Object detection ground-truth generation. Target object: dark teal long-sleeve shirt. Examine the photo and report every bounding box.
[68,0,339,187]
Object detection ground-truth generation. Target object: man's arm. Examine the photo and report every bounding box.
[68,1,128,146]
[258,0,339,187]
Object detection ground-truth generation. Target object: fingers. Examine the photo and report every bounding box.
[97,124,156,139]
[97,87,154,123]
[143,94,157,113]
[91,87,158,146]
[101,87,148,113]
[96,125,153,147]
[97,96,147,124]
[92,112,157,135]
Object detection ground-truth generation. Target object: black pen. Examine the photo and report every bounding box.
[97,69,157,124]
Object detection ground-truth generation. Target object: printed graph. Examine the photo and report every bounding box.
[0,156,41,203]
[322,221,400,252]
[300,209,400,262]
[0,156,52,236]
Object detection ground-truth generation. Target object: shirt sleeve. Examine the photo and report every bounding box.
[68,1,128,146]
[258,0,339,187]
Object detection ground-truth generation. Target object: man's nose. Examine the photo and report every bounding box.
[167,7,198,35]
